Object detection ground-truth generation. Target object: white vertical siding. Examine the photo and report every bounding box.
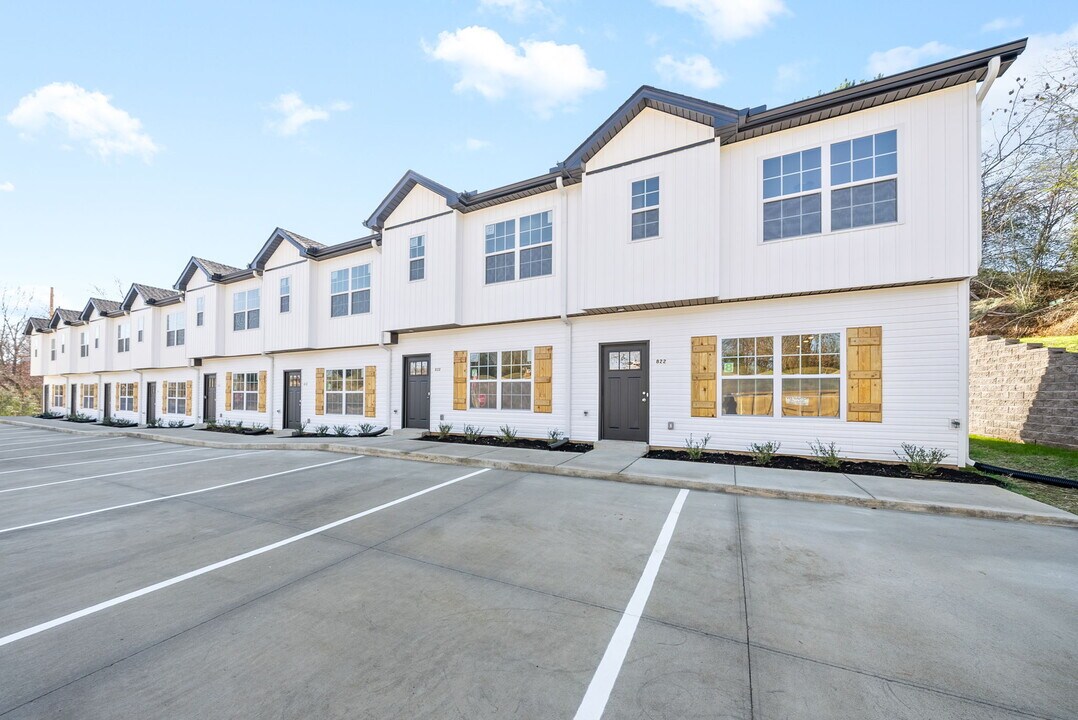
[384,185,450,227]
[587,107,714,171]
[381,212,458,331]
[220,277,265,358]
[264,243,312,351]
[310,248,382,349]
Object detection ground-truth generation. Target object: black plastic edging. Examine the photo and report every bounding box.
[973,462,1078,489]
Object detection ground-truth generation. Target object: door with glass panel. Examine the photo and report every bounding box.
[403,355,431,430]
[600,342,649,442]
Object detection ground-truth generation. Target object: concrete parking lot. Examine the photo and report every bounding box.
[0,425,1075,719]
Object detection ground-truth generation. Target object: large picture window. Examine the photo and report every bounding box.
[631,176,660,240]
[118,383,135,412]
[166,312,185,347]
[324,368,364,415]
[231,372,259,411]
[720,336,774,416]
[763,147,822,241]
[166,381,187,415]
[830,130,897,230]
[233,289,260,331]
[780,333,841,417]
[469,350,532,409]
[330,264,371,316]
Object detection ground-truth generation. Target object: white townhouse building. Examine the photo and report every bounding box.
[24,40,1026,465]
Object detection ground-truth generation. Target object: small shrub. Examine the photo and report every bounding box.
[148,417,164,428]
[236,420,245,430]
[547,429,563,442]
[315,424,330,436]
[463,424,483,442]
[808,439,843,469]
[684,433,711,461]
[748,441,781,466]
[299,418,310,434]
[437,422,453,439]
[498,424,518,444]
[168,419,185,428]
[333,424,351,437]
[358,423,375,434]
[250,422,267,432]
[205,419,217,429]
[894,443,948,477]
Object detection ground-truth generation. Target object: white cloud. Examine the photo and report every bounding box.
[775,59,810,90]
[424,26,606,116]
[982,23,1078,122]
[866,41,959,77]
[981,17,1023,33]
[6,82,159,162]
[655,54,724,89]
[266,93,351,136]
[654,0,788,42]
[464,137,491,151]
[0,181,13,192]
[478,0,550,22]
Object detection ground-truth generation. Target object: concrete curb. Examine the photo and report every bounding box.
[3,418,1075,529]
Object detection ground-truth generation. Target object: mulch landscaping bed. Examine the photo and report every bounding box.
[645,448,998,485]
[421,435,592,453]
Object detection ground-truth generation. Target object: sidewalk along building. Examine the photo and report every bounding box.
[23,40,1026,465]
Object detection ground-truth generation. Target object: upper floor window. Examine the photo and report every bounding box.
[631,177,660,240]
[330,264,371,317]
[519,211,553,278]
[117,324,130,353]
[233,289,260,331]
[94,327,99,349]
[137,315,144,342]
[280,276,291,313]
[80,332,89,358]
[763,148,821,241]
[409,235,425,281]
[195,296,205,327]
[166,312,185,346]
[468,350,532,410]
[830,130,897,230]
[780,332,840,418]
[50,338,56,361]
[485,220,516,284]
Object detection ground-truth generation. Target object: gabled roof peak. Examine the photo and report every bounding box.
[364,170,459,231]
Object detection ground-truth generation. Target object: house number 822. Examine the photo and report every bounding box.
[654,358,667,364]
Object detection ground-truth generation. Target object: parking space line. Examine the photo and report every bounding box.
[0,450,263,495]
[0,467,490,648]
[0,437,117,452]
[0,455,361,535]
[0,442,160,462]
[573,489,689,720]
[0,448,200,475]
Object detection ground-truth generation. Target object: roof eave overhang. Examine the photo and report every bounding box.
[364,171,459,232]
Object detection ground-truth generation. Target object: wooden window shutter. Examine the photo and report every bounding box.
[690,336,717,418]
[185,381,193,416]
[364,365,377,417]
[132,382,139,411]
[453,351,468,410]
[847,326,882,422]
[224,372,233,411]
[162,382,168,414]
[314,368,325,415]
[257,370,268,413]
[533,346,552,413]
[114,383,118,407]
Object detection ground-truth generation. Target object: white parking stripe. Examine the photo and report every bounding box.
[0,467,490,647]
[0,448,200,476]
[1,442,159,462]
[0,437,116,452]
[574,489,689,720]
[0,450,262,495]
[0,454,358,534]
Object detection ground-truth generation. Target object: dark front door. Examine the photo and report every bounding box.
[145,382,156,425]
[600,342,649,442]
[283,371,302,430]
[103,383,111,420]
[203,374,216,422]
[403,355,431,429]
[70,384,77,416]
[42,384,49,414]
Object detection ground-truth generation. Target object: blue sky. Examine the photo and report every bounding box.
[1,0,1075,311]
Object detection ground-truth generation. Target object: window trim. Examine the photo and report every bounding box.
[165,311,185,347]
[165,381,187,415]
[409,235,426,282]
[322,367,365,416]
[718,336,776,418]
[195,296,205,327]
[778,330,844,420]
[116,324,131,353]
[230,372,260,412]
[81,384,95,410]
[232,289,261,331]
[467,349,533,411]
[629,174,661,242]
[482,209,556,285]
[117,382,135,412]
[79,332,88,358]
[329,264,372,317]
[279,276,291,313]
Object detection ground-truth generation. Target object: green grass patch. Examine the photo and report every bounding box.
[1019,335,1078,352]
[969,435,1078,515]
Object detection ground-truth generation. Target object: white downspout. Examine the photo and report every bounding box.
[556,175,573,439]
[976,56,1001,103]
[375,238,393,432]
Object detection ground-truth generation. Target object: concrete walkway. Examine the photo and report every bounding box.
[2,416,1074,528]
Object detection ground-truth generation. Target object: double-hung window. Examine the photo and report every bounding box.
[484,220,516,284]
[720,337,774,417]
[830,130,897,230]
[763,148,822,241]
[780,333,841,417]
[50,338,56,361]
[166,382,186,415]
[330,265,371,316]
[118,383,135,412]
[195,296,205,327]
[166,312,185,346]
[409,236,425,281]
[117,324,130,353]
[231,372,259,411]
[79,333,88,357]
[94,327,99,349]
[519,211,553,278]
[233,289,260,330]
[631,176,660,240]
[324,368,364,415]
[81,384,95,410]
[52,384,64,408]
[137,316,144,342]
[279,276,291,313]
[468,350,532,409]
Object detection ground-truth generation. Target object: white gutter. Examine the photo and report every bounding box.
[976,56,1001,104]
